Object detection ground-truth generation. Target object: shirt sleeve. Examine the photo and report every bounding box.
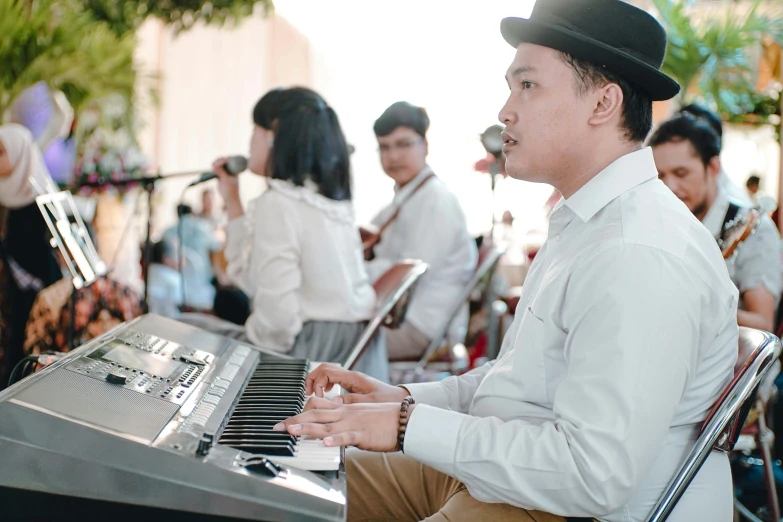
[404,244,727,516]
[404,314,520,410]
[733,216,782,298]
[241,195,304,351]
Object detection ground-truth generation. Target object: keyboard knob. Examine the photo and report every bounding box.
[106,373,127,385]
[196,435,212,457]
[244,458,282,477]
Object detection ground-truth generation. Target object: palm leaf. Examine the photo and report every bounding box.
[652,0,783,120]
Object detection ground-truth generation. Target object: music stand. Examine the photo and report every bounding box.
[35,191,107,350]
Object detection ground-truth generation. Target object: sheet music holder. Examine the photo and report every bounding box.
[35,190,107,349]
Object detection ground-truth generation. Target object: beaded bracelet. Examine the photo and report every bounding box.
[398,396,416,453]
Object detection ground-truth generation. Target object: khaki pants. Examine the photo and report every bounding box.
[347,449,587,522]
[386,322,431,361]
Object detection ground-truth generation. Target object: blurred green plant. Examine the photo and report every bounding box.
[0,0,137,118]
[81,0,274,37]
[652,0,783,123]
[1,0,273,177]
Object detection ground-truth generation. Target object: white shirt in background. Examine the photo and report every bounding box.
[702,184,782,308]
[404,148,737,522]
[224,179,376,352]
[366,167,477,344]
[146,263,183,318]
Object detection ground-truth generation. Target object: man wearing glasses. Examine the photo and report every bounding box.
[366,101,477,361]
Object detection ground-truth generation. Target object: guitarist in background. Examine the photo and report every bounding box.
[650,111,782,331]
[364,102,477,361]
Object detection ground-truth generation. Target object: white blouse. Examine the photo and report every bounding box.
[224,179,376,352]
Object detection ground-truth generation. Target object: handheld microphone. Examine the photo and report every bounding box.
[188,156,247,187]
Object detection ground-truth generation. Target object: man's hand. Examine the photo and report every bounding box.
[274,396,409,452]
[305,363,409,407]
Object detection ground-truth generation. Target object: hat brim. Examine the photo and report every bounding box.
[501,17,680,101]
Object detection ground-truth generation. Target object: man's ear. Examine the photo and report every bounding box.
[707,155,721,180]
[587,82,624,129]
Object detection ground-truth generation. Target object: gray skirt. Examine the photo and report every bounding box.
[176,313,389,382]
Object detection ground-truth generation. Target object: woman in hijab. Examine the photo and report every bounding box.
[0,123,63,388]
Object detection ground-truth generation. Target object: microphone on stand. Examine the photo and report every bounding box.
[188,156,247,187]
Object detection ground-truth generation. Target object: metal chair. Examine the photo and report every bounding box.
[646,327,782,522]
[389,242,504,382]
[343,260,427,371]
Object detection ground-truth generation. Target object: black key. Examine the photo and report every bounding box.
[228,443,295,456]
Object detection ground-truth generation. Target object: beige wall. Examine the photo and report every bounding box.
[134,11,319,238]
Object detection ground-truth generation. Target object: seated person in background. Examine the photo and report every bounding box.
[163,204,218,310]
[0,124,63,389]
[198,189,230,286]
[163,203,222,285]
[24,275,142,356]
[678,104,754,206]
[365,102,477,361]
[179,87,386,380]
[651,112,782,331]
[747,175,761,204]
[146,240,183,318]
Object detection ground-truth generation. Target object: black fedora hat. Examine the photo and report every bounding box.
[501,0,680,101]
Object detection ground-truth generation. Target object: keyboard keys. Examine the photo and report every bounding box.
[218,357,309,458]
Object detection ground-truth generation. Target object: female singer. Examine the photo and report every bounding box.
[0,124,63,387]
[184,87,386,380]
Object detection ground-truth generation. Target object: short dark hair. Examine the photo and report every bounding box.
[747,175,761,189]
[151,240,175,264]
[560,53,653,143]
[177,203,193,217]
[252,87,352,201]
[373,102,430,138]
[648,113,722,166]
[678,104,723,138]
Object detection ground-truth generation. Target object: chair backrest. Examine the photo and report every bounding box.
[646,327,782,522]
[414,242,505,367]
[343,260,427,370]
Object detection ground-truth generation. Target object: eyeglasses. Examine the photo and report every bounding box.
[378,137,423,154]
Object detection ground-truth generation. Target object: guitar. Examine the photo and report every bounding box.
[717,207,761,260]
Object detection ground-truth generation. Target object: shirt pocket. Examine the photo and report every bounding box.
[511,304,550,406]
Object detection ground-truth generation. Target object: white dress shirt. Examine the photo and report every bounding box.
[224,179,376,352]
[701,184,782,308]
[366,167,477,343]
[404,148,737,522]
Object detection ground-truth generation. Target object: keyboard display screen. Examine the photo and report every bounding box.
[102,342,182,378]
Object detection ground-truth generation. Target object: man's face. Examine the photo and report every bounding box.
[202,191,214,215]
[652,139,719,219]
[499,43,592,183]
[377,127,427,187]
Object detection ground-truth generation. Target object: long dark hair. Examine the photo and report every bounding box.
[253,87,351,201]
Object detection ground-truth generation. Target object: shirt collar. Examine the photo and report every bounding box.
[564,147,658,223]
[701,185,730,237]
[393,165,434,204]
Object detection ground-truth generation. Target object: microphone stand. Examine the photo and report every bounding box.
[74,170,200,313]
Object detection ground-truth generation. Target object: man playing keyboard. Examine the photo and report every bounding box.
[275,1,738,520]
